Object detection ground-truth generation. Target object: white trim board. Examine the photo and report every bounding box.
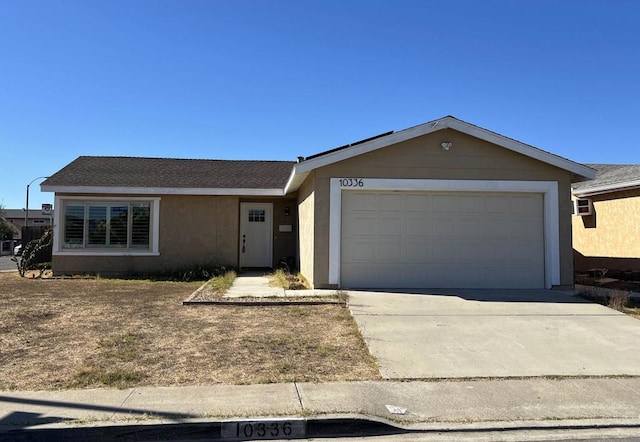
[329,178,560,289]
[42,185,284,196]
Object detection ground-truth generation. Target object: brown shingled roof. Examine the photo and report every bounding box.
[42,156,295,190]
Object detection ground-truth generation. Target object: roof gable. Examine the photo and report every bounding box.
[285,116,595,193]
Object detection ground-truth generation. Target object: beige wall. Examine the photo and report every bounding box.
[53,194,299,276]
[53,195,240,275]
[297,172,315,286]
[307,129,575,288]
[573,190,640,271]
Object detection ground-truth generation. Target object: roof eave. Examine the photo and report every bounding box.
[41,185,285,197]
[572,180,640,197]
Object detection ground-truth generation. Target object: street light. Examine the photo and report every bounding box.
[24,176,50,229]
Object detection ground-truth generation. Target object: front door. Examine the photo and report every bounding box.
[239,202,273,268]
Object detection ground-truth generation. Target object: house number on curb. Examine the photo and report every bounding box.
[339,178,365,188]
[221,420,306,440]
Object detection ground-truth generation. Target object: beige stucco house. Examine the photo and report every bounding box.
[572,164,640,274]
[42,116,595,289]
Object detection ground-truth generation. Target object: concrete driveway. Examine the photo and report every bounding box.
[348,289,640,379]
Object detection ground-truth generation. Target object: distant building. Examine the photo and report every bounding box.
[3,208,55,240]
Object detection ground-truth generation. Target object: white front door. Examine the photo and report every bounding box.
[239,202,273,268]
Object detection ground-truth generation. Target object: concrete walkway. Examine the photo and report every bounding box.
[2,378,640,439]
[224,272,337,298]
[224,273,286,298]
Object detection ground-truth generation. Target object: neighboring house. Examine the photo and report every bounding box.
[3,209,55,240]
[0,209,54,255]
[572,164,640,274]
[41,116,595,289]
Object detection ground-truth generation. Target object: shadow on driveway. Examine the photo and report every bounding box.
[347,288,589,303]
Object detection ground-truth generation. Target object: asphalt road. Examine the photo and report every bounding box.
[0,255,17,271]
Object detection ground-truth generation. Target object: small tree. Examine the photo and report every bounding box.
[0,204,18,240]
[12,229,53,278]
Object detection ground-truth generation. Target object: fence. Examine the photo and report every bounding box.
[21,226,53,264]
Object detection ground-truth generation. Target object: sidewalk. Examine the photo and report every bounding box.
[2,377,640,439]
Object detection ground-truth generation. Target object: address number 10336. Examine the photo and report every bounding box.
[339,178,365,188]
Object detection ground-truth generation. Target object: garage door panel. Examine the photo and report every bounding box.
[432,216,456,236]
[483,217,512,239]
[511,195,540,215]
[378,240,402,261]
[430,238,459,262]
[341,191,545,289]
[509,218,542,239]
[379,194,405,211]
[346,192,378,210]
[457,195,485,213]
[379,216,403,236]
[343,240,376,261]
[510,242,543,264]
[433,195,459,212]
[406,194,432,211]
[406,215,432,236]
[342,213,377,237]
[486,195,510,213]
[456,217,486,237]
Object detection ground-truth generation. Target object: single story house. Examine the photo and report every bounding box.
[42,116,595,289]
[572,164,640,274]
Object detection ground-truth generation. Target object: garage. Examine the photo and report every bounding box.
[340,190,545,289]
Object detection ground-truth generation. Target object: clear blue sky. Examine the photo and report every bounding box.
[2,0,639,211]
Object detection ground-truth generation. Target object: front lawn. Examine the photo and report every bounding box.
[0,273,379,390]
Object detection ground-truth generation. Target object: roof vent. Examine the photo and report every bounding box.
[573,198,593,216]
[297,156,305,163]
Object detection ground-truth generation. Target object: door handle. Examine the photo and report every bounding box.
[242,234,246,253]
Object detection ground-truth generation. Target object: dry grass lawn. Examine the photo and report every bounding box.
[0,273,379,391]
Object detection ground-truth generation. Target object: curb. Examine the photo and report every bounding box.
[3,415,640,442]
[183,299,346,306]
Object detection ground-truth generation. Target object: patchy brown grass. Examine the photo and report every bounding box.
[0,273,379,391]
[268,269,309,290]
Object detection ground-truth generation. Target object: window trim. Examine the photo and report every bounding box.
[53,196,160,256]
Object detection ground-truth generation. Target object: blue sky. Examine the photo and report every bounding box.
[1,0,639,211]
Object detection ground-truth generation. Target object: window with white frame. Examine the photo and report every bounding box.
[63,202,152,249]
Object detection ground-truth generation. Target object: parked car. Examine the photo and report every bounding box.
[13,244,22,256]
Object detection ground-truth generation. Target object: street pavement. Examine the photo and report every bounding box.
[0,255,17,272]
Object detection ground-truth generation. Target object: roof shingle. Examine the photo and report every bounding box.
[42,156,295,190]
[572,163,640,193]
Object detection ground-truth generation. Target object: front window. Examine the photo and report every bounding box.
[63,202,152,250]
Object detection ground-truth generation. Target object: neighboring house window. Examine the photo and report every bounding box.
[63,202,152,250]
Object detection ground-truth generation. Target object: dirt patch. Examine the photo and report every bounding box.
[576,273,640,293]
[0,273,379,390]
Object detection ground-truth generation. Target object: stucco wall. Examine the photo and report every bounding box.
[53,194,299,276]
[573,189,640,271]
[53,194,239,275]
[309,129,575,288]
[297,172,315,286]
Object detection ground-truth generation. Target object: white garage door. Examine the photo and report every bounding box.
[341,191,545,289]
